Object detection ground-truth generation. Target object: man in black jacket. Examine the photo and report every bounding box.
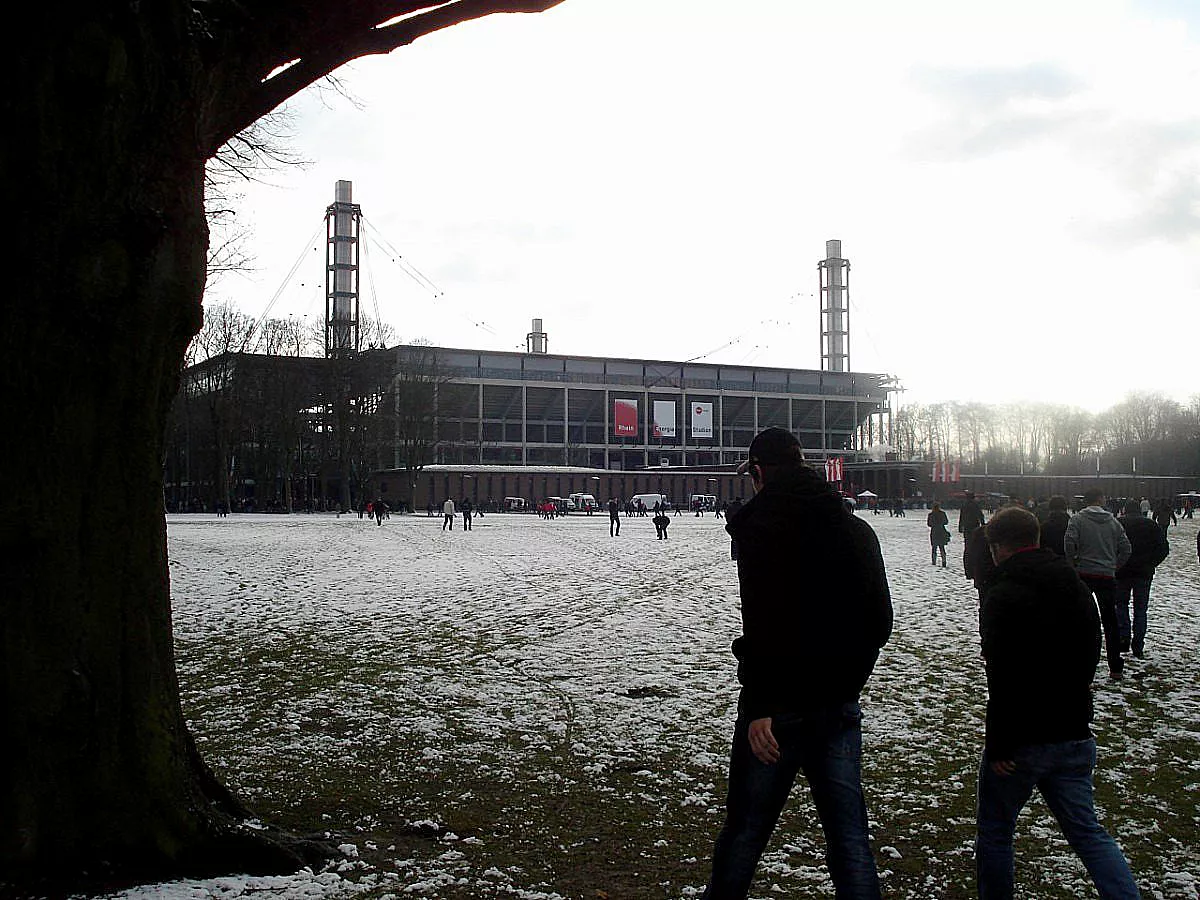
[976,507,1139,900]
[701,428,893,900]
[1116,500,1170,659]
[1038,495,1071,556]
[959,491,987,578]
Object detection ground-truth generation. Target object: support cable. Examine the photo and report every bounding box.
[246,221,325,346]
[359,226,384,334]
[359,216,497,337]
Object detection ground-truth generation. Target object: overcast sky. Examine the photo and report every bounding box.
[206,0,1200,413]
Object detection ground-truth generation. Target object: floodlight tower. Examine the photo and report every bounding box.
[325,180,361,358]
[819,239,850,372]
[526,318,549,354]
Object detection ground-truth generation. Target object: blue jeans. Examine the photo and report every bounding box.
[703,702,880,899]
[1115,576,1151,654]
[976,738,1139,900]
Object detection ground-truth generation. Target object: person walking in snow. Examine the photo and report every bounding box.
[976,506,1140,900]
[959,491,987,577]
[1151,498,1176,532]
[442,497,455,531]
[1039,495,1071,556]
[653,511,670,540]
[725,498,744,560]
[701,427,892,900]
[1116,499,1169,660]
[608,498,621,537]
[928,502,951,568]
[460,497,473,531]
[1064,487,1131,680]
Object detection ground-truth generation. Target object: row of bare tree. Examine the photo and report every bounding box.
[165,301,441,512]
[892,394,1200,476]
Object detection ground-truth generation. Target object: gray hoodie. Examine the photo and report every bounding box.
[1063,506,1132,577]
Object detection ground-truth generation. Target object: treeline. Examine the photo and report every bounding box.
[893,394,1200,476]
[164,302,439,513]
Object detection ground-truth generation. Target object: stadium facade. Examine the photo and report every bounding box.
[367,339,897,510]
[418,341,892,471]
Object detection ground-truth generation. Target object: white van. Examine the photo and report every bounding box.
[629,493,671,512]
[568,492,599,512]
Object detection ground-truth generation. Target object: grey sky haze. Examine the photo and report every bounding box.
[206,0,1200,413]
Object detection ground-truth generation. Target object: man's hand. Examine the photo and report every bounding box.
[748,717,779,765]
[990,759,1016,776]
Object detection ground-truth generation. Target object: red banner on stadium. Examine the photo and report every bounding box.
[613,399,638,436]
[930,460,962,482]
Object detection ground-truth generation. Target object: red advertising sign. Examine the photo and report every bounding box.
[614,399,638,436]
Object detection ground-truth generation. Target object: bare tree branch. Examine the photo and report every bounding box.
[201,0,566,148]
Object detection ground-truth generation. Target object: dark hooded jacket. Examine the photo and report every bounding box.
[958,498,986,535]
[979,547,1100,759]
[1039,509,1071,557]
[1116,513,1170,579]
[724,466,893,720]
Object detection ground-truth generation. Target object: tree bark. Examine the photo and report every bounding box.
[1,1,563,891]
[0,9,316,891]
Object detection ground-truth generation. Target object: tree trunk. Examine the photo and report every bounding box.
[0,12,321,893]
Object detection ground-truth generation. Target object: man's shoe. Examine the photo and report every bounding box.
[1109,668,1123,681]
[1133,648,1145,659]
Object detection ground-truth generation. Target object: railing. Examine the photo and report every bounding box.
[445,367,878,397]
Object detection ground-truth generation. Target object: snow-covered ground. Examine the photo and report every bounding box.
[101,509,1200,899]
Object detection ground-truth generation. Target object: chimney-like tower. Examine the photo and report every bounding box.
[526,318,548,354]
[818,239,850,372]
[325,180,361,358]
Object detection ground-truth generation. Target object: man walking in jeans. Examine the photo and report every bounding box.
[976,507,1140,899]
[1115,499,1169,659]
[702,428,893,899]
[1064,488,1131,679]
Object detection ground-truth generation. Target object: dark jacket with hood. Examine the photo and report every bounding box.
[965,527,997,598]
[979,547,1100,760]
[1039,509,1071,557]
[958,498,986,535]
[724,466,893,720]
[1116,513,1170,579]
[927,508,951,547]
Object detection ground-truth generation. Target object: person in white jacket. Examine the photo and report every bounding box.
[1063,487,1131,679]
[442,498,455,531]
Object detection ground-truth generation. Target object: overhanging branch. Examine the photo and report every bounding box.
[207,0,565,150]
